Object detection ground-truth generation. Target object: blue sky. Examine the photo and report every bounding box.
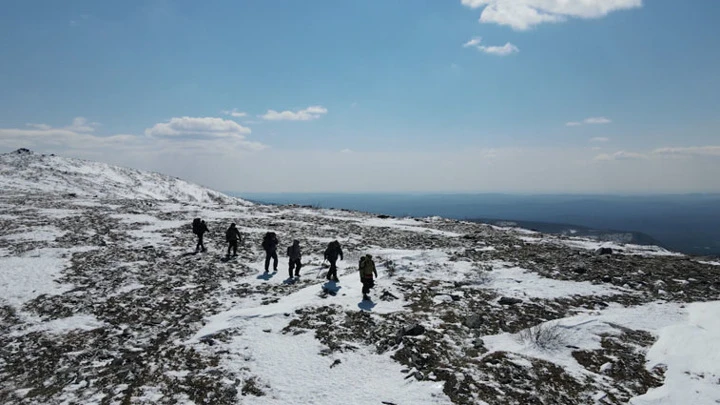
[1,0,719,193]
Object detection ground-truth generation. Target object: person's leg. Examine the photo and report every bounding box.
[264,251,270,271]
[272,252,278,271]
[232,241,238,256]
[226,243,231,257]
[199,234,205,251]
[294,259,301,276]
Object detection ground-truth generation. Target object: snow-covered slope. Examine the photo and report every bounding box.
[1,152,719,405]
[0,149,244,204]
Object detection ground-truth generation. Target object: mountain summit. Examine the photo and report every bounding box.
[0,149,240,204]
[0,152,719,405]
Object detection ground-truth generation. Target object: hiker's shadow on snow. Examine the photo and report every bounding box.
[358,300,376,311]
[322,281,342,296]
[257,272,276,281]
[282,277,296,285]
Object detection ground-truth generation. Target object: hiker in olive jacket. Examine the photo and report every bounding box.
[287,240,302,278]
[324,240,343,282]
[358,254,377,301]
[225,223,242,257]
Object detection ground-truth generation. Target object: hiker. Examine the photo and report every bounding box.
[225,223,242,257]
[287,239,302,278]
[261,232,279,272]
[358,254,377,301]
[192,218,209,253]
[324,240,344,281]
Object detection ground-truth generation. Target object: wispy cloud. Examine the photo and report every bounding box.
[652,146,720,158]
[66,117,100,132]
[461,0,642,31]
[26,123,52,130]
[566,116,612,127]
[594,150,647,161]
[590,137,609,142]
[260,106,328,121]
[145,117,251,138]
[221,109,247,118]
[463,37,519,56]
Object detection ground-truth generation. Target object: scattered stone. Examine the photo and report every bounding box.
[402,324,426,337]
[498,297,523,305]
[463,314,484,329]
[379,290,399,301]
[330,359,341,368]
[596,247,614,255]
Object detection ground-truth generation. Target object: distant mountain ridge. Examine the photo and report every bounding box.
[0,148,246,205]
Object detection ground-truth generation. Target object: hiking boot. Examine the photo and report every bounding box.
[332,277,339,282]
[363,294,370,301]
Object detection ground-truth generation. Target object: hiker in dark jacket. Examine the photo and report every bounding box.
[358,254,377,301]
[287,240,302,278]
[324,240,344,282]
[194,220,209,253]
[225,223,242,257]
[261,232,279,272]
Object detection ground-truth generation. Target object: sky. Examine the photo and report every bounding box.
[1,0,719,194]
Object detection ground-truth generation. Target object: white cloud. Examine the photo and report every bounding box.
[0,117,265,166]
[222,109,247,118]
[340,148,353,154]
[461,0,643,30]
[66,117,99,132]
[652,146,720,158]
[584,117,612,124]
[462,38,483,48]
[566,116,612,126]
[590,137,609,142]
[260,106,328,121]
[145,116,251,138]
[463,37,519,56]
[594,150,647,161]
[26,123,52,130]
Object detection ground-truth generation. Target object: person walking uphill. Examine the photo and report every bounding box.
[262,232,279,273]
[359,254,377,301]
[192,218,209,253]
[324,240,343,282]
[287,240,302,278]
[225,223,242,257]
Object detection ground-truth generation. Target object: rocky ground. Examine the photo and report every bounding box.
[1,151,720,405]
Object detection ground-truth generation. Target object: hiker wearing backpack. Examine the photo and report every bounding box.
[358,254,377,301]
[225,223,242,257]
[324,240,343,282]
[261,232,279,272]
[287,240,302,278]
[192,218,209,253]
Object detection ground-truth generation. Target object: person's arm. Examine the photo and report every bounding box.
[339,247,344,260]
[372,263,378,278]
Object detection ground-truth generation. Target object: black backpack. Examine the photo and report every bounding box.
[192,218,202,234]
[262,232,276,249]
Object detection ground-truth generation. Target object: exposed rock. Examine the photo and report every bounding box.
[498,297,523,305]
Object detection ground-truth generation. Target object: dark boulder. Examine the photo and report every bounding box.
[402,324,426,337]
[498,297,523,305]
[596,247,613,255]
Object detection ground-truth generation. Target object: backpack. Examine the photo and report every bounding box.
[192,218,202,234]
[262,232,276,249]
[359,255,374,277]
